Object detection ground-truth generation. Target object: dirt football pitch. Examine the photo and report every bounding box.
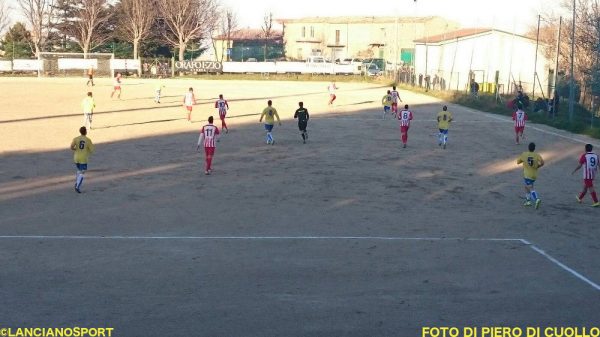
[0,76,599,336]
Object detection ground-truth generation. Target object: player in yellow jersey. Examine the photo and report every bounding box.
[436,105,453,149]
[82,92,95,130]
[517,142,545,209]
[381,90,393,120]
[70,127,95,193]
[259,100,281,145]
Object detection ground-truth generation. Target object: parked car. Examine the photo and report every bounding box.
[362,58,386,71]
[365,63,383,77]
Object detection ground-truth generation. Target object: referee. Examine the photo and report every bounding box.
[294,102,310,144]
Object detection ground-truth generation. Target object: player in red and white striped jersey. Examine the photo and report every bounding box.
[397,104,413,148]
[512,103,528,144]
[196,116,220,175]
[572,144,600,207]
[110,73,122,99]
[215,94,229,133]
[184,87,196,122]
[390,86,402,116]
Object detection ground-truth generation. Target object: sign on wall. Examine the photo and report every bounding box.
[175,61,222,72]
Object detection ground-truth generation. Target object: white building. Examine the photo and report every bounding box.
[414,28,552,96]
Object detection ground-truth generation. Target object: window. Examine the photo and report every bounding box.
[335,30,340,45]
[302,26,306,38]
[310,26,314,38]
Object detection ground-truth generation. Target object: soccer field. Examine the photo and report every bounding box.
[0,77,599,336]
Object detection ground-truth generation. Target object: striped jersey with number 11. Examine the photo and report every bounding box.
[580,152,599,180]
[199,124,220,148]
[398,109,413,127]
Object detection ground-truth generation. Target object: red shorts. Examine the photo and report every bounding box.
[392,103,398,112]
[186,106,193,111]
[400,125,410,133]
[584,179,595,188]
[515,126,525,133]
[114,86,121,90]
[204,147,215,156]
[219,112,226,119]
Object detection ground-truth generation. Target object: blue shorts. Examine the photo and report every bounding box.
[439,129,448,134]
[76,163,88,171]
[384,106,391,113]
[524,178,535,186]
[264,124,274,132]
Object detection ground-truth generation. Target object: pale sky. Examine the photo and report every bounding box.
[3,0,568,35]
[222,0,566,34]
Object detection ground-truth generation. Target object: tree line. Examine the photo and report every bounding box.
[0,0,243,61]
[527,0,600,108]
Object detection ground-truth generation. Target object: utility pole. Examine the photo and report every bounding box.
[553,17,562,119]
[569,0,576,122]
[533,15,540,102]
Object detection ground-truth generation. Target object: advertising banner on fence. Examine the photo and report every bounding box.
[58,58,98,70]
[13,59,42,71]
[111,59,141,71]
[0,60,12,71]
[175,60,222,72]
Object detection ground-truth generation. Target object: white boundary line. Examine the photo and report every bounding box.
[1,235,598,292]
[0,235,521,241]
[519,239,600,292]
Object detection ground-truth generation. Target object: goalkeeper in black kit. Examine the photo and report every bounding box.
[294,101,310,144]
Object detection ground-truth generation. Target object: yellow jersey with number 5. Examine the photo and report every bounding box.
[71,135,94,164]
[517,151,543,180]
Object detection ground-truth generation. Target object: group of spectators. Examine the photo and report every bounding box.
[395,66,447,92]
[142,61,170,78]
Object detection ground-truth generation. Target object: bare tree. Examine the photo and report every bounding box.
[116,0,156,59]
[157,0,219,61]
[261,11,273,61]
[17,0,56,56]
[0,0,9,35]
[56,0,113,57]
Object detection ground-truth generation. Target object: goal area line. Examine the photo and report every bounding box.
[0,235,598,292]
